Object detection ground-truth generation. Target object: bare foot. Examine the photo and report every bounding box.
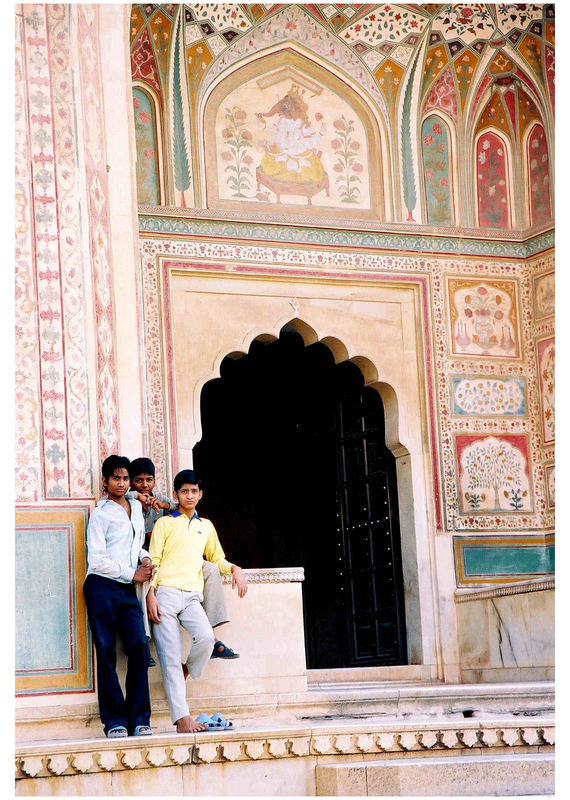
[182,663,188,680]
[176,715,207,733]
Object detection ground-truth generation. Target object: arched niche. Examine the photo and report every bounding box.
[132,82,166,205]
[473,128,513,229]
[201,48,388,222]
[420,112,457,227]
[522,121,553,227]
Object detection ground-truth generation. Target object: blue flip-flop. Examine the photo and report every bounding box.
[194,712,217,730]
[211,712,234,729]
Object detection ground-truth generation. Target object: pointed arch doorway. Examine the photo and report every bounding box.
[193,325,407,669]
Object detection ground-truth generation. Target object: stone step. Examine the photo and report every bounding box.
[316,752,555,796]
[16,680,554,744]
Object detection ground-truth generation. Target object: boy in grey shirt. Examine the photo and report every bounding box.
[128,457,239,661]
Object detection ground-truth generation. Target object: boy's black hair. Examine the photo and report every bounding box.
[101,455,131,481]
[129,457,156,479]
[173,469,202,492]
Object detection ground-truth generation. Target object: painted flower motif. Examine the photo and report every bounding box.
[143,148,154,159]
[331,139,342,150]
[352,163,363,173]
[315,112,323,121]
[482,139,490,150]
[424,135,433,146]
[221,151,233,161]
[478,152,487,165]
[138,111,151,124]
[432,122,442,135]
[333,118,346,130]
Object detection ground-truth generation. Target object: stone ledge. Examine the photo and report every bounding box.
[455,576,554,603]
[15,719,554,779]
[221,567,304,583]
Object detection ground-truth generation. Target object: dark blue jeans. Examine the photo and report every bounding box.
[83,574,151,735]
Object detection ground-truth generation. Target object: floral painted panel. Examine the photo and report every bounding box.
[215,77,370,209]
[476,132,510,229]
[451,377,526,416]
[133,89,160,205]
[544,462,554,510]
[532,271,554,320]
[536,336,554,445]
[447,277,520,359]
[527,124,552,226]
[456,433,533,514]
[422,115,453,226]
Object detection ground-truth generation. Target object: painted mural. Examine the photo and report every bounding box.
[451,377,526,417]
[421,114,453,225]
[536,336,555,445]
[446,277,520,359]
[133,88,161,205]
[215,78,369,209]
[456,433,533,514]
[533,270,554,320]
[129,3,554,230]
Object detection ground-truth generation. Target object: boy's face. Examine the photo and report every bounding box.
[103,468,130,500]
[131,472,155,495]
[174,483,202,515]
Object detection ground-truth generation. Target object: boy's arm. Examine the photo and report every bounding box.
[203,523,248,597]
[148,516,167,589]
[86,509,136,582]
[152,490,177,511]
[203,523,233,576]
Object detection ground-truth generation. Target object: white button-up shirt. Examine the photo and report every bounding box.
[86,496,149,583]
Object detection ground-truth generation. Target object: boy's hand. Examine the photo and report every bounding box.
[146,588,162,623]
[147,496,170,512]
[138,493,152,511]
[231,565,248,598]
[133,561,153,582]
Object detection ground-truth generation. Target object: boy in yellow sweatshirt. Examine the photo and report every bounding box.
[146,469,247,733]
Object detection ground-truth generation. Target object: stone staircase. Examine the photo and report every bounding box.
[15,679,555,795]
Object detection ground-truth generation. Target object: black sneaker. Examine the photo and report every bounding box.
[211,640,240,659]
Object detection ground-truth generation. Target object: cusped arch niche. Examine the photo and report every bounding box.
[202,49,387,221]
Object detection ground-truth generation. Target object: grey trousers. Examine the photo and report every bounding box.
[152,586,215,724]
[138,560,229,639]
[202,560,229,629]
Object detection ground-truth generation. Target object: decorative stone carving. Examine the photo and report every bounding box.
[20,757,44,777]
[70,752,94,773]
[312,736,334,755]
[418,730,438,749]
[145,747,168,767]
[222,742,244,761]
[15,722,554,780]
[288,737,310,757]
[193,743,219,764]
[96,750,118,771]
[333,735,353,753]
[267,739,287,758]
[222,567,304,584]
[244,740,266,760]
[120,749,143,769]
[46,754,70,775]
[355,733,377,753]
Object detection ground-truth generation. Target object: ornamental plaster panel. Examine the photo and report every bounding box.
[138,234,551,538]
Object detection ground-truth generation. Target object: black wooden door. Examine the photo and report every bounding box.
[334,387,407,666]
[193,327,407,669]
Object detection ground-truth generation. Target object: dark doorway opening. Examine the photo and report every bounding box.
[193,326,407,669]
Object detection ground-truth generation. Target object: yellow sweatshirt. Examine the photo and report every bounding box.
[149,511,233,592]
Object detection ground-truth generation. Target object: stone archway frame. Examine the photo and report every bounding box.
[200,47,390,222]
[164,262,443,669]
